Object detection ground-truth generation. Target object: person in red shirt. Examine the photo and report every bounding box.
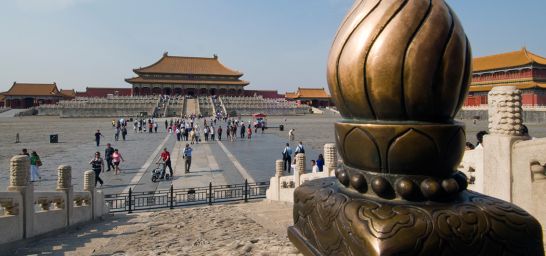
[160,148,173,179]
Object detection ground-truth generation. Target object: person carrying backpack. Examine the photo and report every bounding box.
[282,143,293,173]
[294,141,305,155]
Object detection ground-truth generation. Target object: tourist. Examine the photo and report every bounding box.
[210,125,215,141]
[189,128,196,144]
[195,126,201,144]
[183,126,189,141]
[112,149,125,175]
[21,148,30,156]
[289,129,295,141]
[176,127,181,141]
[138,120,143,133]
[133,121,137,133]
[282,143,293,173]
[311,160,319,173]
[204,126,209,141]
[294,141,305,155]
[89,152,104,187]
[148,121,153,133]
[183,144,193,173]
[121,126,127,141]
[164,120,168,130]
[231,125,237,142]
[217,126,223,141]
[226,125,230,141]
[240,124,246,139]
[475,131,488,149]
[159,148,173,179]
[114,127,120,141]
[95,130,104,147]
[316,154,324,172]
[261,124,265,134]
[29,151,42,182]
[247,126,252,140]
[104,143,115,172]
[154,121,158,133]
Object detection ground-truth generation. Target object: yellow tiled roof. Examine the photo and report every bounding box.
[125,77,249,86]
[294,88,330,99]
[473,48,546,72]
[134,53,243,76]
[60,89,76,97]
[285,92,297,99]
[4,83,61,97]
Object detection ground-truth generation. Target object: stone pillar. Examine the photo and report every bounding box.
[275,160,284,177]
[56,165,73,226]
[7,155,33,238]
[294,153,305,187]
[83,170,96,219]
[324,143,337,176]
[484,86,528,202]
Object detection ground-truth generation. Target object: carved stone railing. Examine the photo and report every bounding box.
[34,192,65,212]
[266,144,336,203]
[0,156,110,246]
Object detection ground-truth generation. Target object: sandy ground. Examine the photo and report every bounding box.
[14,201,300,256]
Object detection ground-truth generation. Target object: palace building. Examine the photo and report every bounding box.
[126,52,249,96]
[465,48,546,107]
[2,82,64,109]
[285,87,332,107]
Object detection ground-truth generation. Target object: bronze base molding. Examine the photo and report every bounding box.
[335,122,465,177]
[289,177,544,256]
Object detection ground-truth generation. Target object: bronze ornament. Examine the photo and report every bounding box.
[289,178,543,256]
[289,0,544,254]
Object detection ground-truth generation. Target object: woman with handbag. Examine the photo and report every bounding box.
[30,151,42,182]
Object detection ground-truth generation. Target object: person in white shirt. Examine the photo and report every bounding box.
[210,125,215,141]
[311,160,319,173]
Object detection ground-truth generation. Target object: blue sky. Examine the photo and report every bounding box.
[1,0,545,93]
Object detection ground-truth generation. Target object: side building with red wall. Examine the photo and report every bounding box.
[465,48,546,107]
[1,82,64,109]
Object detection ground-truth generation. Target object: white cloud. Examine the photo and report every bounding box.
[15,0,92,12]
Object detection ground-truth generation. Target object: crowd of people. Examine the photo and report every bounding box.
[161,116,265,144]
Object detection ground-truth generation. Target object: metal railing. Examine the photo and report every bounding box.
[104,180,269,213]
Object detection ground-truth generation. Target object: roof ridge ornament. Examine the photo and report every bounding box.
[288,0,544,254]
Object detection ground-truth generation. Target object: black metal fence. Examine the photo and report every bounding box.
[104,180,270,213]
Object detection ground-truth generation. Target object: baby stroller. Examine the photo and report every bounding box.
[151,162,170,182]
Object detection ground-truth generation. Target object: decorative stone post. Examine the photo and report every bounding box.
[484,86,528,201]
[56,165,73,226]
[488,86,524,135]
[83,170,95,192]
[323,143,337,176]
[83,170,96,219]
[275,160,284,177]
[288,0,544,254]
[7,155,33,238]
[293,153,305,187]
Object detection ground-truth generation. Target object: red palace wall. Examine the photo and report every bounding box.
[464,90,546,107]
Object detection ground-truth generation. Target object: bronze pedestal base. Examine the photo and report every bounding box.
[289,177,544,256]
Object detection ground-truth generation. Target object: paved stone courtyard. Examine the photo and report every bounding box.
[2,115,546,195]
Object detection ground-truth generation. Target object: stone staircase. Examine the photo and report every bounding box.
[185,98,199,116]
